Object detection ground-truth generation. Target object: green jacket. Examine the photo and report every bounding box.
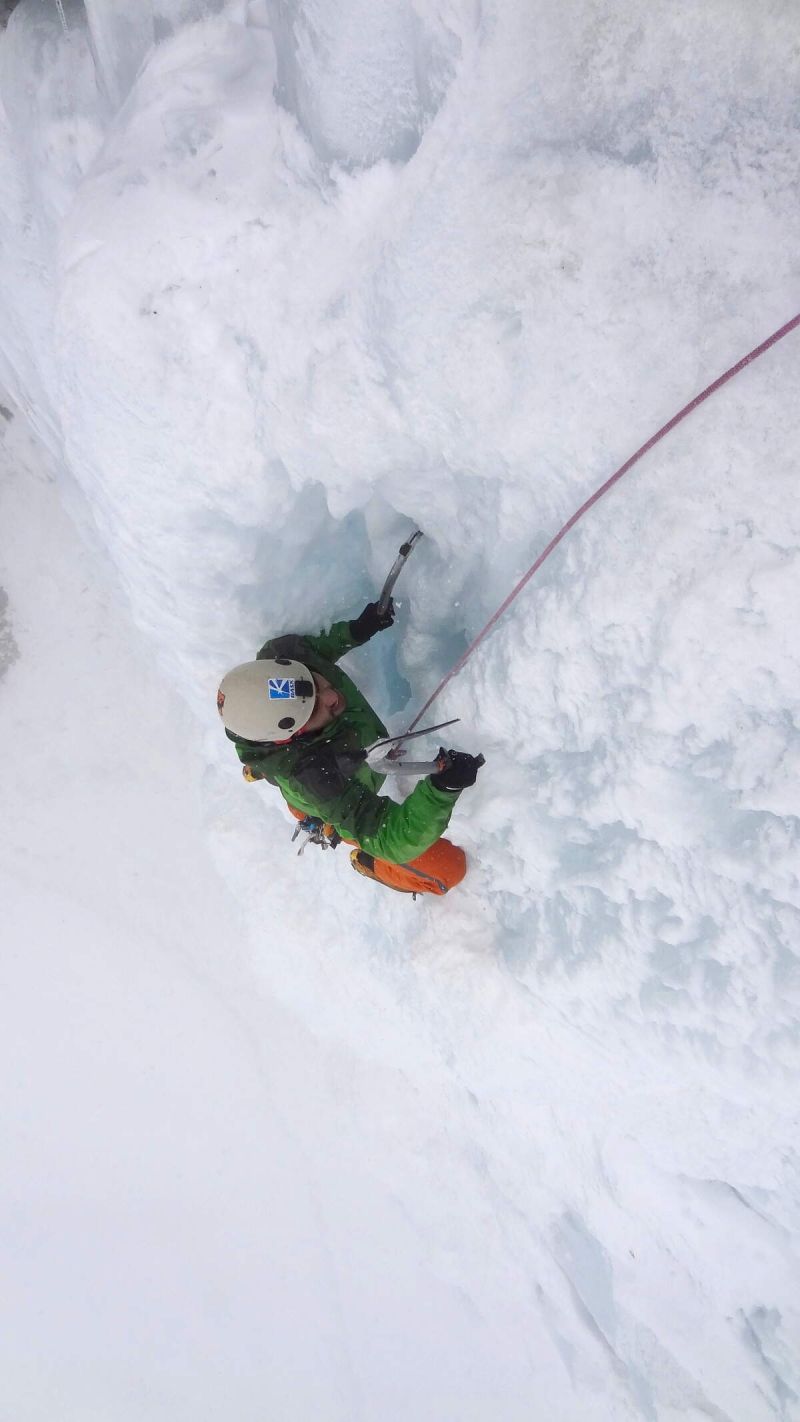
[227,618,460,864]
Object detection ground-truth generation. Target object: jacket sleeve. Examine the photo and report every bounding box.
[288,743,460,863]
[258,618,367,667]
[358,779,460,863]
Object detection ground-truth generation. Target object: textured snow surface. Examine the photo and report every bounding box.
[1,0,799,1418]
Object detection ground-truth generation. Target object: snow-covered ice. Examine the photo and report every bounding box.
[1,1,799,1417]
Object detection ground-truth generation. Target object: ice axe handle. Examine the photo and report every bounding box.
[377,529,423,616]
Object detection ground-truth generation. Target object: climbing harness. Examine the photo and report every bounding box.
[405,310,800,733]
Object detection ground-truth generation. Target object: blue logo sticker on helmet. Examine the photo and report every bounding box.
[268,677,295,699]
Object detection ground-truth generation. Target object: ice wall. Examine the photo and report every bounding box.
[0,1,103,446]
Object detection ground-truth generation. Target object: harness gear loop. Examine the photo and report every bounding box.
[291,816,341,855]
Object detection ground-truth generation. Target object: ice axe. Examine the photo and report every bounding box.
[378,528,426,763]
[369,745,485,778]
[364,718,461,776]
[332,718,460,778]
[372,531,484,776]
[377,529,424,617]
[333,735,485,787]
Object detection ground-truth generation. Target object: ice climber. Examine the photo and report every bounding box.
[217,600,483,896]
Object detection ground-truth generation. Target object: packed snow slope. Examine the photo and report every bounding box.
[1,1,799,1418]
[1,410,435,1422]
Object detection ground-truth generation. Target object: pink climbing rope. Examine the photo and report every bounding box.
[407,310,800,733]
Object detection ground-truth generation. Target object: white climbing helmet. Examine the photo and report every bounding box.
[217,658,316,742]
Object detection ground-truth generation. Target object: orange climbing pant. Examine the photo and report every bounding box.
[286,805,466,897]
[349,839,467,896]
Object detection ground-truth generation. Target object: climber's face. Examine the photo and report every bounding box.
[301,673,346,734]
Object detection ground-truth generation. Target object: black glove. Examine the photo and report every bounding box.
[350,598,395,644]
[429,747,485,793]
